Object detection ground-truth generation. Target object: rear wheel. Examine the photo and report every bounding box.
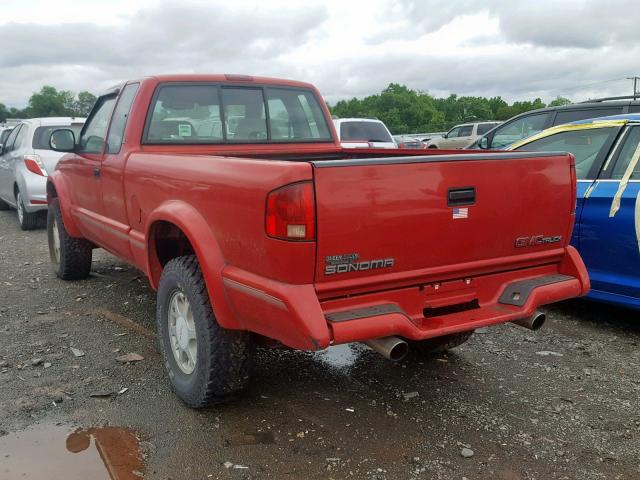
[16,190,42,230]
[156,255,253,408]
[48,198,93,280]
[410,331,474,354]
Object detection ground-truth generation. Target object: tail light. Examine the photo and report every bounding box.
[266,182,316,241]
[24,155,48,177]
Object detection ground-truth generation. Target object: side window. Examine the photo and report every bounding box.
[106,83,140,154]
[554,108,622,125]
[492,113,551,149]
[447,127,461,138]
[516,127,616,179]
[458,125,473,137]
[147,85,222,143]
[0,129,11,145]
[3,125,22,153]
[13,124,29,149]
[611,127,640,180]
[79,96,117,154]
[222,88,267,141]
[477,123,498,135]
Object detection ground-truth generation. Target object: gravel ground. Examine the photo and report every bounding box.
[0,209,639,480]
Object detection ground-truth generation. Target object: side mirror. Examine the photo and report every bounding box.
[478,136,489,150]
[49,129,76,152]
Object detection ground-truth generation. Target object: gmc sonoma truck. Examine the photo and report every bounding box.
[46,74,589,408]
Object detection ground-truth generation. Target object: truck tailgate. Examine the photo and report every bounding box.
[312,152,576,295]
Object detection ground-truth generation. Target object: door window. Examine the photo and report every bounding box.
[477,123,499,135]
[492,113,551,149]
[2,125,22,153]
[554,107,622,125]
[515,127,617,179]
[446,126,461,138]
[78,96,117,154]
[13,124,29,149]
[610,127,640,180]
[458,125,473,137]
[106,84,140,154]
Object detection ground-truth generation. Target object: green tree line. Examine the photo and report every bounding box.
[329,83,571,134]
[0,86,97,122]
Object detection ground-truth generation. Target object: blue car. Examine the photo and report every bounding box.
[509,113,640,309]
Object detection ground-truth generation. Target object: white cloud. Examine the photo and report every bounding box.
[1,0,639,108]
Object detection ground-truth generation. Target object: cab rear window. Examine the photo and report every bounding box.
[145,84,332,144]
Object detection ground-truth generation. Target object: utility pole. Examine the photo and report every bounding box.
[627,76,640,99]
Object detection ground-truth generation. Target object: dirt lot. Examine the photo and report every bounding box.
[0,209,639,480]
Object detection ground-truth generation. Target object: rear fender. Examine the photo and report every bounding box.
[146,201,239,329]
[46,174,82,237]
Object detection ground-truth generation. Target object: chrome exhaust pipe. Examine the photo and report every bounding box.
[363,336,409,361]
[512,311,546,331]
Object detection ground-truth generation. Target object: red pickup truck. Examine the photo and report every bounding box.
[46,74,589,407]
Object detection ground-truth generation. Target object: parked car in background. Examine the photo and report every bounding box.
[474,95,640,150]
[427,121,500,149]
[0,127,13,146]
[509,113,640,309]
[333,118,397,148]
[413,132,446,143]
[393,135,426,149]
[46,74,587,408]
[0,117,85,229]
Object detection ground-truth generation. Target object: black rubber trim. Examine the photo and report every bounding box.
[310,151,568,168]
[499,274,574,307]
[325,304,407,323]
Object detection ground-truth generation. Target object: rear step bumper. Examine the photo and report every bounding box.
[221,246,589,350]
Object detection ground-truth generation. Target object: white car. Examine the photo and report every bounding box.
[333,118,397,148]
[427,121,500,149]
[0,117,85,229]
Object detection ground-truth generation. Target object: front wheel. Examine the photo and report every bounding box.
[410,330,474,354]
[48,198,93,280]
[156,255,253,408]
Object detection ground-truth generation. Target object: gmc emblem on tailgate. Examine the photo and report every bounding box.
[515,235,562,248]
[324,253,395,275]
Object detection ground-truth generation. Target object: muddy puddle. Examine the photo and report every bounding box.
[0,423,143,480]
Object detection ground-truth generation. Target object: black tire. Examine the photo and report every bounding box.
[410,330,474,354]
[0,197,10,210]
[428,144,438,149]
[156,255,253,408]
[48,198,93,280]
[16,190,42,230]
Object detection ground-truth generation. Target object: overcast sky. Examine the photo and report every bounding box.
[2,0,639,108]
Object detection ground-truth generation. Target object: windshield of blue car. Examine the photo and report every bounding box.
[340,121,393,143]
[515,127,617,179]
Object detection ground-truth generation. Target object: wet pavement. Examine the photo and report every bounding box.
[1,209,639,479]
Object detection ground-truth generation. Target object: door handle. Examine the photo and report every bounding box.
[93,167,101,178]
[448,187,476,206]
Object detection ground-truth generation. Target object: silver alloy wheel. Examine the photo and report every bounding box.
[51,215,61,264]
[16,192,24,224]
[168,290,197,375]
